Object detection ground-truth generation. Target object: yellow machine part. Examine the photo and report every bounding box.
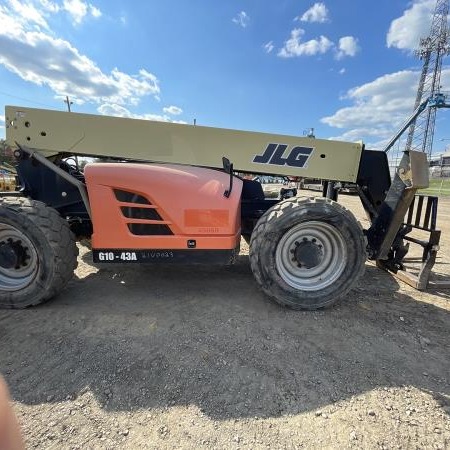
[0,174,16,192]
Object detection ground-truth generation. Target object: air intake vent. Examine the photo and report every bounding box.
[115,190,173,236]
[114,189,150,205]
[127,224,173,235]
[121,207,163,221]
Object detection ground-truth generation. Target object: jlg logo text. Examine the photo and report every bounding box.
[253,143,313,168]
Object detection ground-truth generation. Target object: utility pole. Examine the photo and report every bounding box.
[63,95,78,168]
[64,95,73,112]
[405,0,450,158]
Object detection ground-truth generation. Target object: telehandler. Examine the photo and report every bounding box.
[0,95,448,309]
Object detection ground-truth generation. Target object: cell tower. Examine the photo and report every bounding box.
[405,0,450,157]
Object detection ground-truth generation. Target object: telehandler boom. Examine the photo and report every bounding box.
[0,98,446,309]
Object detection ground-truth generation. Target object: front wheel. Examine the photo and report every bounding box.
[249,197,366,310]
[0,197,78,309]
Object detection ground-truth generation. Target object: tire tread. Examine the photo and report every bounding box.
[0,197,78,309]
[249,196,367,309]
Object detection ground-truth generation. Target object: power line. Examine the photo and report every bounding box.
[0,90,55,109]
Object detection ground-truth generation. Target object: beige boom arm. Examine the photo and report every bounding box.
[5,105,363,182]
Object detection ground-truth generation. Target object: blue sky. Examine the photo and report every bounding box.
[0,0,449,154]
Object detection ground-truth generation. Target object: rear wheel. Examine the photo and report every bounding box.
[0,197,78,309]
[249,197,366,309]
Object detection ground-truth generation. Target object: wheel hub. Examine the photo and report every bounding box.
[291,238,323,269]
[275,221,347,291]
[0,242,18,269]
[0,224,38,291]
[0,239,30,270]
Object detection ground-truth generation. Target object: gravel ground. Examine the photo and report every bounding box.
[0,194,449,449]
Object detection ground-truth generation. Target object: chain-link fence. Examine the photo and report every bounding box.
[388,152,450,196]
[427,160,450,195]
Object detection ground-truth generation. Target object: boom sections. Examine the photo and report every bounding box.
[5,106,363,183]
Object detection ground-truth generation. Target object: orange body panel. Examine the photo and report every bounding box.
[84,163,243,250]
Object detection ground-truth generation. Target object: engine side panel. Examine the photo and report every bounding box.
[84,163,243,251]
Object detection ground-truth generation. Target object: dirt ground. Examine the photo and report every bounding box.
[0,193,449,449]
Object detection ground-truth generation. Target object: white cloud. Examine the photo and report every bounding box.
[89,4,101,18]
[7,0,50,29]
[0,7,160,106]
[322,70,419,131]
[278,28,333,58]
[387,0,435,51]
[2,0,101,31]
[232,11,249,28]
[322,68,450,146]
[298,2,330,23]
[336,36,360,59]
[277,29,359,60]
[98,104,187,124]
[264,41,274,54]
[119,15,127,26]
[38,0,60,14]
[63,0,87,24]
[63,0,101,25]
[163,105,183,116]
[339,68,346,75]
[98,104,140,118]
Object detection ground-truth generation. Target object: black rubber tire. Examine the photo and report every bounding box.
[249,197,366,310]
[0,197,78,309]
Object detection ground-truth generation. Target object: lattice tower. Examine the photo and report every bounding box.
[405,0,450,157]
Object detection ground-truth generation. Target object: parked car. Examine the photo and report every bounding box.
[337,182,358,195]
[253,176,298,199]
